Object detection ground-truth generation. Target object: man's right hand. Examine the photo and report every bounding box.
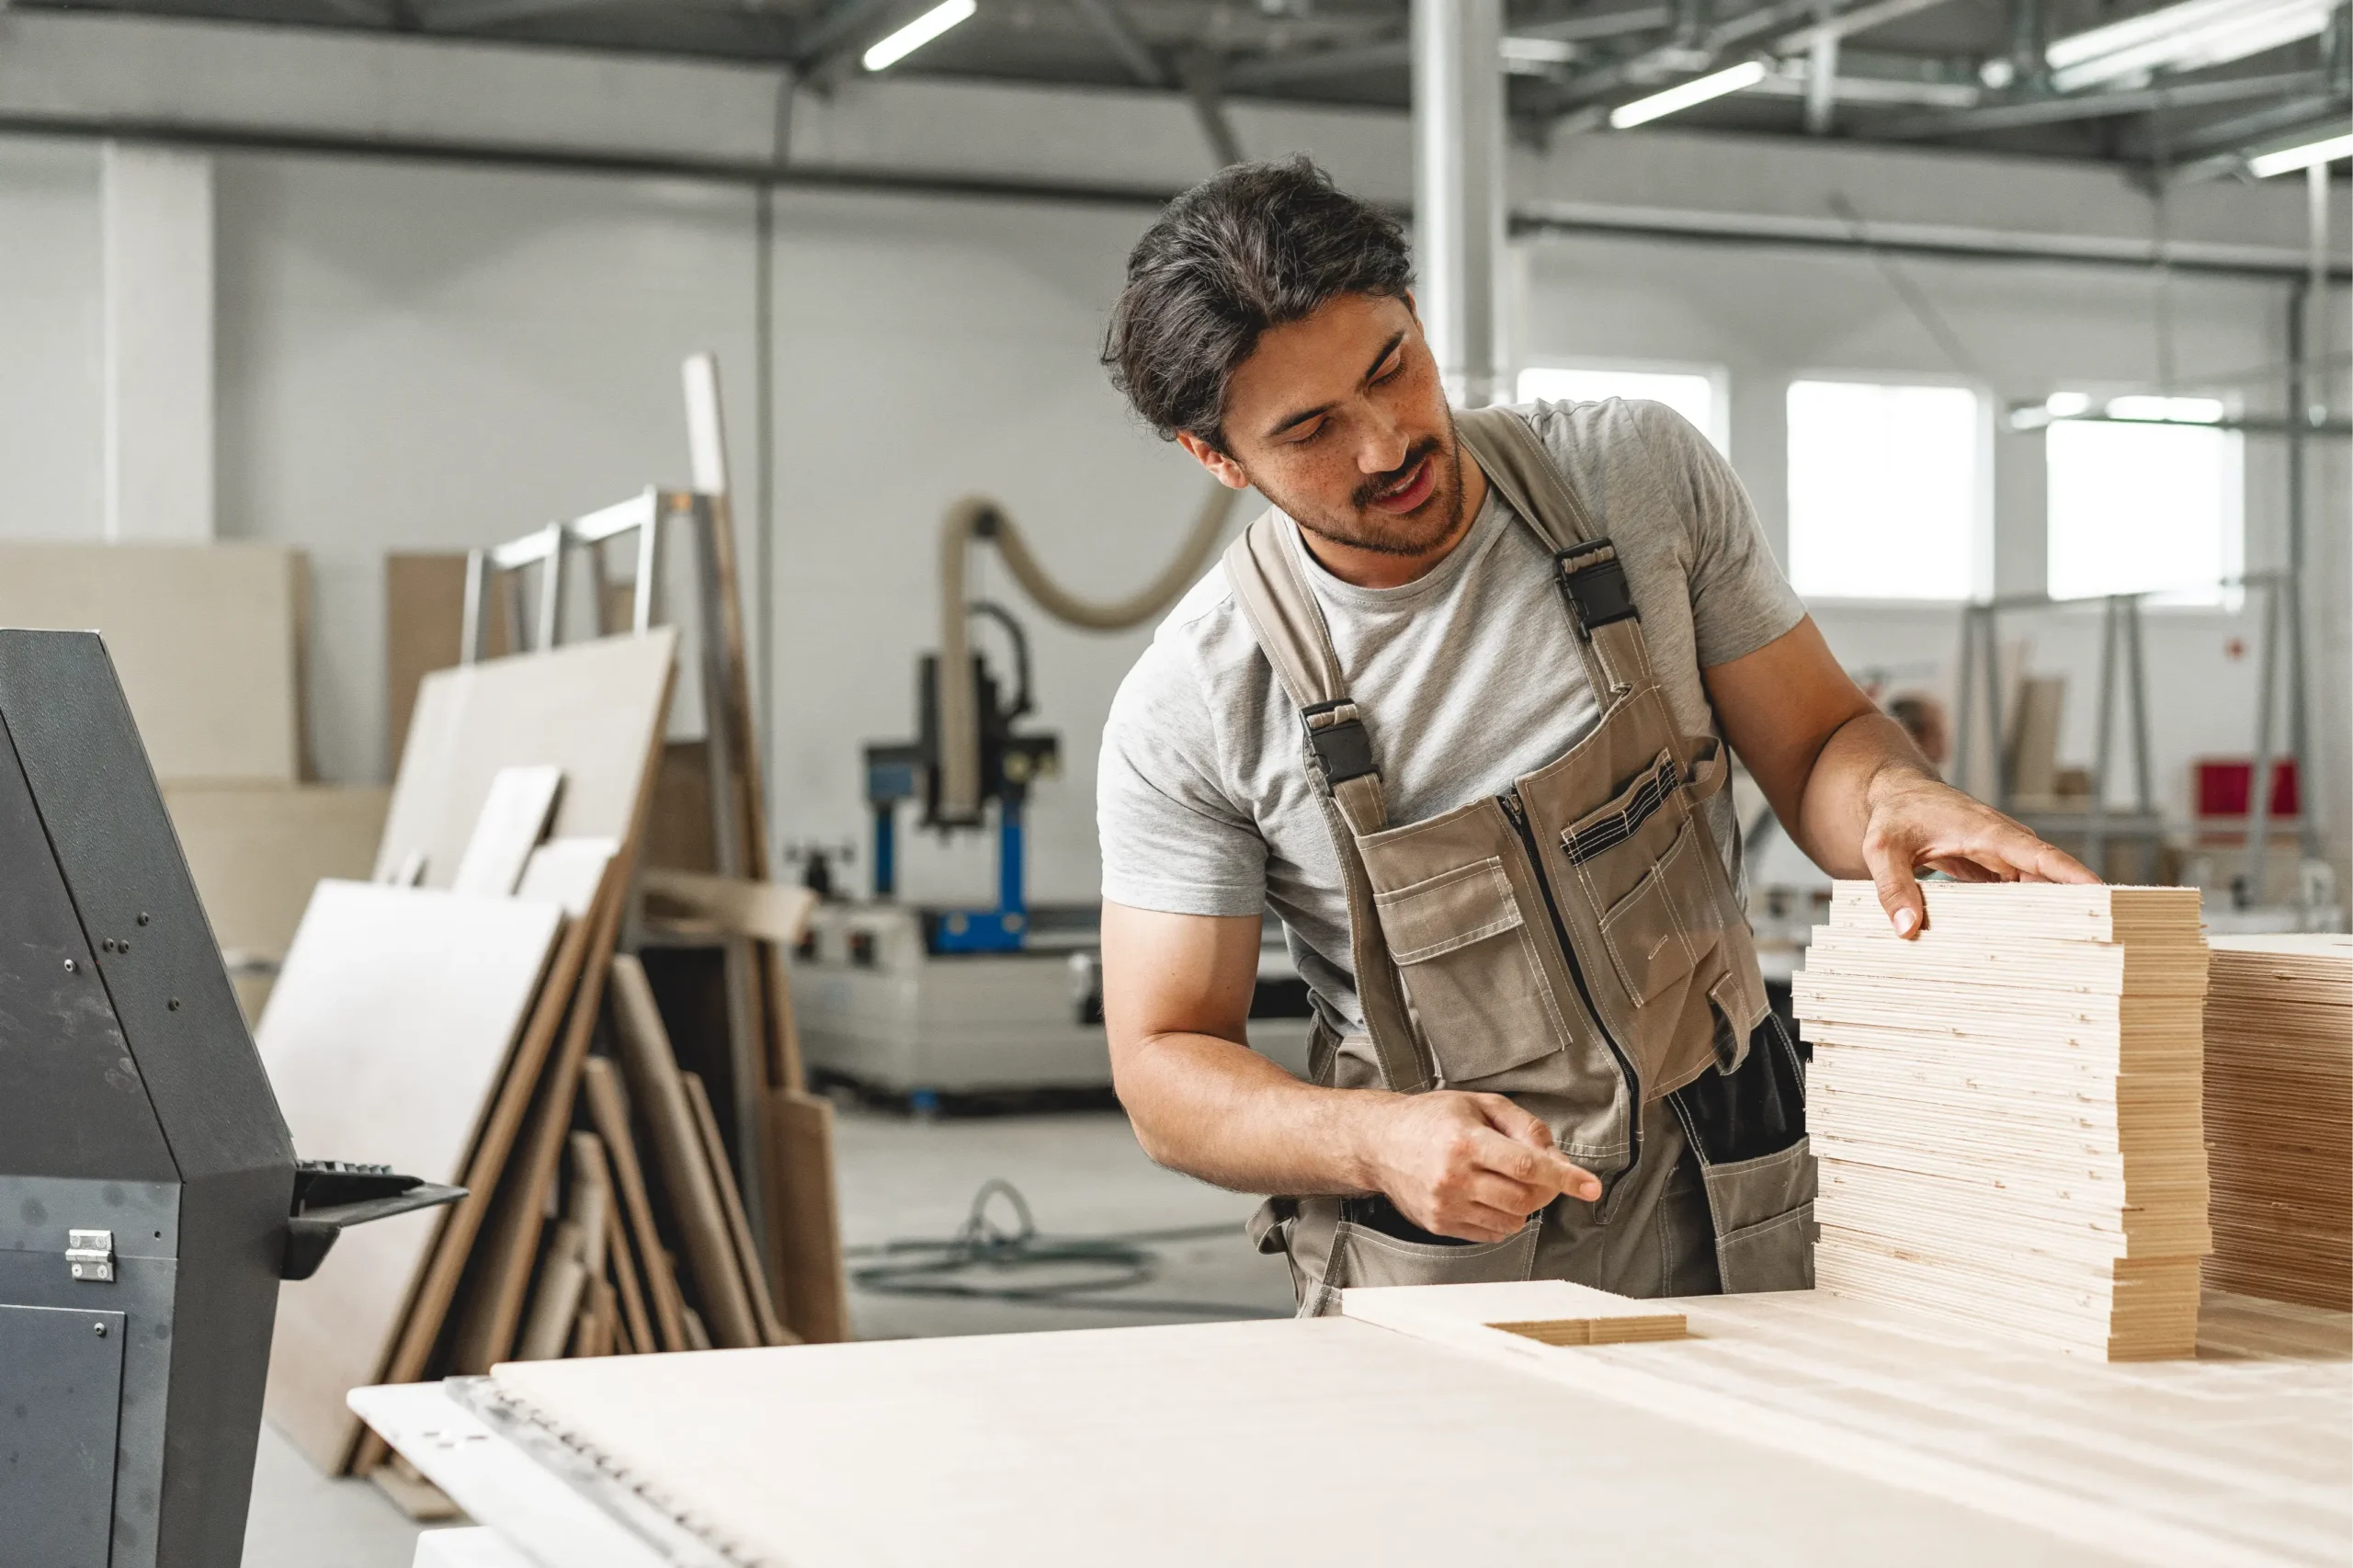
[1356,1091,1601,1244]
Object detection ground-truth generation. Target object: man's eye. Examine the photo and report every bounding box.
[1372,355,1404,384]
[1288,419,1327,445]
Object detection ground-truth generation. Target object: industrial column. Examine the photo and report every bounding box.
[1413,0,1506,409]
[100,143,215,543]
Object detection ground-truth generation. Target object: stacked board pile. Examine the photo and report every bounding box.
[1794,881,2211,1360]
[2202,934,2352,1311]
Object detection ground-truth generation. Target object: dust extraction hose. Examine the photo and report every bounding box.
[935,483,1242,824]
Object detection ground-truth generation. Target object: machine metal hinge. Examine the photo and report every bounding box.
[67,1229,116,1283]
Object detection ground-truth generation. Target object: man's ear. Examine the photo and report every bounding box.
[1176,430,1253,492]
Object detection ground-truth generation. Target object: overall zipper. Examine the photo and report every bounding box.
[1500,788,1644,1192]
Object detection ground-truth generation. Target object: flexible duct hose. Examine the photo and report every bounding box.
[935,483,1243,824]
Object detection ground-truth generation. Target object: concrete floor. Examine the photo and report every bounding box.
[241,1104,1293,1565]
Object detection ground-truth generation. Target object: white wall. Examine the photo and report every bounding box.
[2,98,2344,905]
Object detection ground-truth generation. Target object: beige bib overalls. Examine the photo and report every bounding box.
[1229,406,1816,1314]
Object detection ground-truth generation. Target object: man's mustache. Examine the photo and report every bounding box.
[1353,437,1444,510]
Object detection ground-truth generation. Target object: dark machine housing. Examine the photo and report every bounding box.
[0,631,454,1568]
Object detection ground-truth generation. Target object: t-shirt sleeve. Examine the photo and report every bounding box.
[1629,400,1806,668]
[1097,626,1269,917]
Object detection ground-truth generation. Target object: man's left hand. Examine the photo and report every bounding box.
[1859,765,2097,940]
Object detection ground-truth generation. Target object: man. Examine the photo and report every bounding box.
[1094,158,2091,1311]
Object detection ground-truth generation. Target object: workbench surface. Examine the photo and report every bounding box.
[356,1288,2350,1568]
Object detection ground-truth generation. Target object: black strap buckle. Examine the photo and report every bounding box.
[1555,540,1639,641]
[1302,699,1378,786]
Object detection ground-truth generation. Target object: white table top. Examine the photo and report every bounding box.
[355,1288,2351,1568]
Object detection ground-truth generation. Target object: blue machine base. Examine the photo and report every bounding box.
[925,908,1029,954]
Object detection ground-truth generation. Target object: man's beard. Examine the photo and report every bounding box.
[1256,419,1471,560]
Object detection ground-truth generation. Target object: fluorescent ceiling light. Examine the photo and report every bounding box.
[863,0,975,72]
[2044,391,2093,416]
[2249,131,2353,176]
[1608,59,1770,129]
[2044,0,2332,90]
[1501,35,1581,70]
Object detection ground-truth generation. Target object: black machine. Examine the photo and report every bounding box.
[0,631,458,1568]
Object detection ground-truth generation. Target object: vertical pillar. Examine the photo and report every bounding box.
[101,143,214,543]
[1413,0,1506,409]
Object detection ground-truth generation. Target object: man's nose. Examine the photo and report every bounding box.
[1356,408,1409,474]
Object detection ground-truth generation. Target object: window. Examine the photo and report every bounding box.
[2045,395,2242,605]
[1517,364,1726,451]
[1786,379,1984,600]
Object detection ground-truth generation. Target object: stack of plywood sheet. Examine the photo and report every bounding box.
[259,630,846,1499]
[1793,881,2211,1360]
[2202,934,2352,1312]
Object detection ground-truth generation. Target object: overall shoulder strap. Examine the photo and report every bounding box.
[1454,405,1598,551]
[1218,511,1435,1096]
[1456,405,1650,694]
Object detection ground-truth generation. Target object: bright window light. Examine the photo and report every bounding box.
[1517,365,1726,451]
[2044,0,2332,91]
[2047,401,2241,605]
[863,0,975,71]
[1787,380,1984,600]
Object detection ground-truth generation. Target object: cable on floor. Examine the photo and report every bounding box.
[846,1178,1286,1319]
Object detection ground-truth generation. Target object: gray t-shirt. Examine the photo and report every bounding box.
[1097,397,1806,1038]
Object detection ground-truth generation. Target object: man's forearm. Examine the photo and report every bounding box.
[1115,1028,1393,1197]
[1789,710,1936,879]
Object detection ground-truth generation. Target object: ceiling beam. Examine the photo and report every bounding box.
[794,0,911,80]
[1070,0,1169,87]
[1881,69,2323,138]
[1223,36,1410,91]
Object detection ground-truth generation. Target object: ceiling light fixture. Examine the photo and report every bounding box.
[2248,131,2353,177]
[1608,59,1770,129]
[863,0,977,72]
[2043,0,2334,91]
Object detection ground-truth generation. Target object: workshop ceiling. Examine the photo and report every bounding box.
[17,0,2348,174]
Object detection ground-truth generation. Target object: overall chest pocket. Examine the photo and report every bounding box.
[1372,857,1574,1086]
[1563,752,1704,1008]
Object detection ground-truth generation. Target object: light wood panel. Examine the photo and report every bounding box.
[258,881,565,1472]
[1796,881,2211,1360]
[376,630,678,889]
[0,540,305,780]
[162,779,388,960]
[2204,934,2351,1311]
[1344,1280,1686,1350]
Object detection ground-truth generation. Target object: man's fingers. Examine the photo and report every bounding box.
[1469,1127,1600,1202]
[1862,824,1927,938]
[1472,1091,1557,1153]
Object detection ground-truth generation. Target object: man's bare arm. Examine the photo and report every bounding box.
[1100,901,1598,1243]
[1704,616,2094,937]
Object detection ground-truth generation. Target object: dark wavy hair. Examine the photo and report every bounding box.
[1102,157,1412,452]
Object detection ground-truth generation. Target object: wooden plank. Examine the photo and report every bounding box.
[386,551,510,770]
[376,630,679,888]
[1343,1280,1687,1350]
[450,764,564,896]
[258,881,564,1473]
[608,955,762,1350]
[161,781,389,960]
[767,1089,850,1345]
[640,869,816,948]
[597,1167,654,1346]
[438,894,623,1378]
[344,870,602,1476]
[515,1221,590,1362]
[683,1071,793,1346]
[0,539,304,780]
[581,1056,690,1352]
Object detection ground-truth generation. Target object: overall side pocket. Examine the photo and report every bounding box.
[1372,857,1573,1086]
